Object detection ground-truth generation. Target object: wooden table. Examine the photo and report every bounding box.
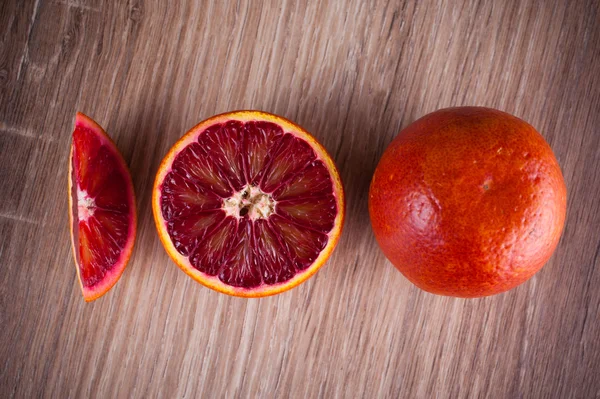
[1,1,599,397]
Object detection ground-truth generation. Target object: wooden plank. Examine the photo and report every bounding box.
[0,0,599,397]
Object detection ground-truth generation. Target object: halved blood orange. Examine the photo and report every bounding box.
[152,111,345,297]
[68,113,137,302]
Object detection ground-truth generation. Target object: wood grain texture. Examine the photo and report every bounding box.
[1,0,599,397]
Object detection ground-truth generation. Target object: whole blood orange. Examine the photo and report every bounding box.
[69,113,137,301]
[369,107,567,297]
[152,111,344,297]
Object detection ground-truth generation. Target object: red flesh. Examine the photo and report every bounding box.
[160,121,337,289]
[71,123,134,290]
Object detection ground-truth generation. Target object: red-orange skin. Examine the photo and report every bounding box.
[369,107,567,297]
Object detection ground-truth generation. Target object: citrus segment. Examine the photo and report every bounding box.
[243,121,283,183]
[167,210,225,256]
[171,143,233,198]
[69,113,136,301]
[272,160,334,200]
[160,172,222,220]
[153,111,344,297]
[189,216,238,276]
[258,134,317,192]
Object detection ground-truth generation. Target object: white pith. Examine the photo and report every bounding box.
[77,188,95,221]
[222,185,276,220]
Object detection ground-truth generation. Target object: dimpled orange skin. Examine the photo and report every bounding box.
[369,107,567,297]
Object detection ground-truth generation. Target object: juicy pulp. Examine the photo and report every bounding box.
[159,120,338,289]
[70,117,135,296]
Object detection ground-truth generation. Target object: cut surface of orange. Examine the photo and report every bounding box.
[69,113,137,301]
[153,111,344,297]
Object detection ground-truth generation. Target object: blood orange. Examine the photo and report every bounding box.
[69,113,137,302]
[369,107,567,297]
[152,111,344,297]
